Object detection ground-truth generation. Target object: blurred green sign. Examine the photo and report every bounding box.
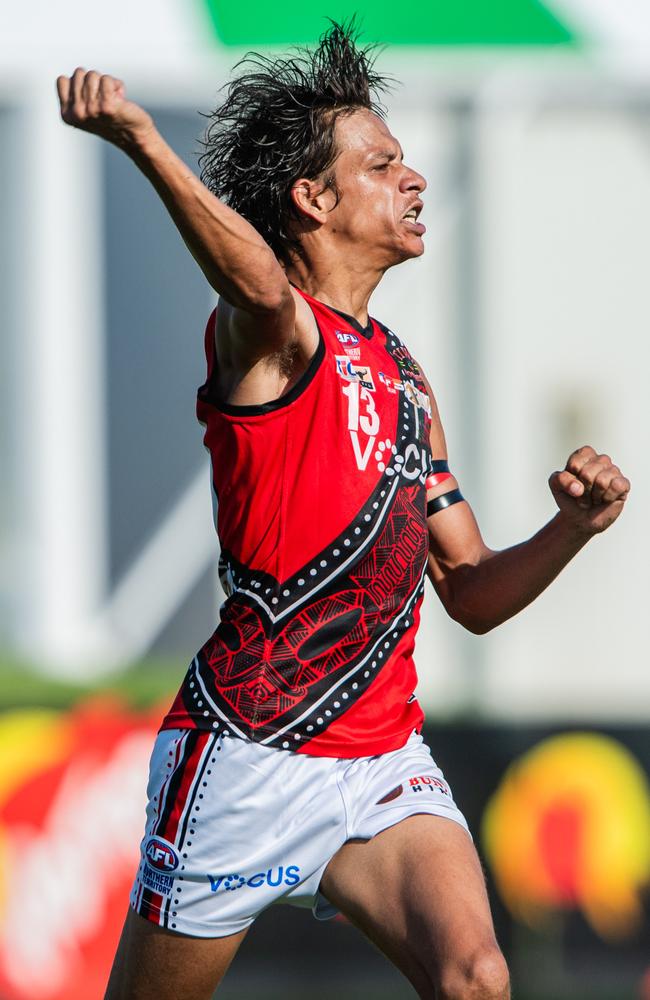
[202,0,576,47]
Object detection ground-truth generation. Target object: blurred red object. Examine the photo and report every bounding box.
[0,699,160,1000]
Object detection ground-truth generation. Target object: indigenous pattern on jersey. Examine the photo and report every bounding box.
[161,288,434,757]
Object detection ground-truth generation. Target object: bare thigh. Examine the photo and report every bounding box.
[104,907,247,1000]
[320,814,509,1000]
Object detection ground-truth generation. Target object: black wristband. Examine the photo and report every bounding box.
[427,488,465,517]
[430,459,450,474]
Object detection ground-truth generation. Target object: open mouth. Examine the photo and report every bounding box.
[401,203,425,233]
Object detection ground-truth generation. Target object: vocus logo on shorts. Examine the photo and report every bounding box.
[208,865,300,893]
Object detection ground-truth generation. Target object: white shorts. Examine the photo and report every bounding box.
[130,728,470,938]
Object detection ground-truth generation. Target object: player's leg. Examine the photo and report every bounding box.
[104,907,247,1000]
[320,814,509,1000]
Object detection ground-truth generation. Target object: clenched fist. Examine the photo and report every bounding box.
[56,68,154,150]
[549,445,630,535]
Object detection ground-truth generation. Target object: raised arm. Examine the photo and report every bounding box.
[56,69,315,362]
[423,386,630,634]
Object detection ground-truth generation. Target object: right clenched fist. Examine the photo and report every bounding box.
[56,68,154,149]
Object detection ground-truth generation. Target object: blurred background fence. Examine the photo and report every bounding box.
[1,1,650,997]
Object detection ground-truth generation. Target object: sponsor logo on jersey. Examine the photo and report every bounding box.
[207,865,301,893]
[378,371,403,394]
[335,331,359,345]
[343,346,361,359]
[144,836,180,873]
[335,356,375,392]
[408,774,450,796]
[378,372,431,415]
[404,380,432,417]
[375,437,429,482]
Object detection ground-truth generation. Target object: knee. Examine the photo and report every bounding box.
[437,945,510,1000]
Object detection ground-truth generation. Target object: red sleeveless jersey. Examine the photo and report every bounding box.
[161,288,435,757]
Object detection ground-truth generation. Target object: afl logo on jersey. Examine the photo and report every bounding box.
[335,331,359,345]
[145,836,180,873]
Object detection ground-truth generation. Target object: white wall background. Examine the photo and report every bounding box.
[476,100,650,719]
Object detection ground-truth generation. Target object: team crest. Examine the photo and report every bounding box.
[140,835,180,896]
[335,330,359,345]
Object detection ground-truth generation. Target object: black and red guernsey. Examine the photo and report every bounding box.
[161,288,436,757]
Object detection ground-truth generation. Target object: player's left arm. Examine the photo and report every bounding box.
[422,377,631,634]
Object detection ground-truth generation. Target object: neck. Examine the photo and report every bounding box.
[285,253,384,326]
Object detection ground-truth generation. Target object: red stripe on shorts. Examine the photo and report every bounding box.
[139,888,165,926]
[156,730,210,844]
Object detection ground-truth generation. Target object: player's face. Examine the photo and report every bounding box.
[328,109,426,265]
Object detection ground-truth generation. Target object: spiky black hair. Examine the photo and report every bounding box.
[199,20,391,264]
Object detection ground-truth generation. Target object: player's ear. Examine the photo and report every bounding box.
[290,177,336,226]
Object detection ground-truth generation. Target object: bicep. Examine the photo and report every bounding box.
[427,498,489,588]
[426,495,493,627]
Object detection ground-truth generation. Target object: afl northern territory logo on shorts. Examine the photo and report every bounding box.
[141,835,179,895]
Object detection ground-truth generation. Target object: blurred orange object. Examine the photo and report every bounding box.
[482,732,650,941]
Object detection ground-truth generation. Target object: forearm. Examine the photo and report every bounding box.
[57,69,289,313]
[440,513,590,634]
[123,127,289,312]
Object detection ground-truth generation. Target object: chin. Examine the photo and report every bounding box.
[380,234,425,270]
[396,237,425,264]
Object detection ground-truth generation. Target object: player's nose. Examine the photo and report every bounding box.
[400,164,427,194]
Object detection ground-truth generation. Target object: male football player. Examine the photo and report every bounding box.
[58,23,630,1000]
